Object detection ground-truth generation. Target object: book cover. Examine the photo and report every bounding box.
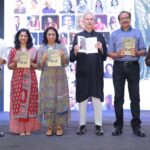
[47,50,61,67]
[78,36,98,54]
[17,51,30,68]
[122,38,136,56]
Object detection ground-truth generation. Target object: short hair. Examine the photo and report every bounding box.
[16,0,23,4]
[63,15,72,21]
[118,11,131,21]
[77,0,87,6]
[105,63,113,71]
[111,0,118,6]
[63,0,72,9]
[83,11,95,20]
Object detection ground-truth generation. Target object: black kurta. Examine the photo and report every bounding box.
[70,30,107,102]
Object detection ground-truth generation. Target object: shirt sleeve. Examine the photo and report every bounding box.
[0,39,8,62]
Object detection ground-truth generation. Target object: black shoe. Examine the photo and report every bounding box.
[76,125,87,135]
[95,125,104,136]
[133,127,146,137]
[0,132,4,137]
[112,127,122,136]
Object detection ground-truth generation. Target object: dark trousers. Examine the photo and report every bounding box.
[113,61,141,129]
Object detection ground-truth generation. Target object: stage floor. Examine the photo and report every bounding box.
[0,110,150,150]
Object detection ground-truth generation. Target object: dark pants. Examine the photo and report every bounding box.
[113,61,141,130]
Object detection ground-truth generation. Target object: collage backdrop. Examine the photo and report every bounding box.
[5,0,147,112]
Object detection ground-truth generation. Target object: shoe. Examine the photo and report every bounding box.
[46,127,53,136]
[133,127,146,137]
[56,125,63,136]
[0,132,4,137]
[95,125,104,136]
[112,127,122,136]
[76,125,87,135]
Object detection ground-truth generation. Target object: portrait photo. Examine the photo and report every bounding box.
[42,0,56,13]
[27,0,41,14]
[14,0,26,14]
[94,15,108,31]
[59,0,75,14]
[42,15,59,30]
[27,15,40,31]
[61,15,75,31]
[59,32,68,45]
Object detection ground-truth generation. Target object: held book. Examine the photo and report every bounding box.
[47,50,61,67]
[17,51,30,68]
[122,38,136,56]
[78,36,98,54]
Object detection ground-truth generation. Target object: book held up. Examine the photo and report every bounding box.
[78,36,98,54]
[122,38,136,56]
[17,51,30,68]
[47,50,61,67]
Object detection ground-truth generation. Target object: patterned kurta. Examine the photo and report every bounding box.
[8,48,40,133]
[38,43,70,127]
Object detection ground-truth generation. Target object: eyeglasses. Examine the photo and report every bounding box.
[119,17,130,21]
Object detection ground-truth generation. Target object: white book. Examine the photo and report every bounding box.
[78,36,98,54]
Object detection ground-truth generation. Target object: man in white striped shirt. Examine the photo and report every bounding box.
[0,38,7,137]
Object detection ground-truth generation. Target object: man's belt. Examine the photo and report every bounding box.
[114,61,139,66]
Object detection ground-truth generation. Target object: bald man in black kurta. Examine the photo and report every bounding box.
[70,12,107,136]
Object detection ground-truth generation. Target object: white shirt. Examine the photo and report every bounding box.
[0,39,7,69]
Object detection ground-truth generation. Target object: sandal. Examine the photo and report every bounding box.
[26,132,31,136]
[46,127,53,136]
[20,132,25,136]
[56,125,63,136]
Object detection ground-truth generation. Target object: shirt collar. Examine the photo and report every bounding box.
[83,29,95,34]
[120,26,132,31]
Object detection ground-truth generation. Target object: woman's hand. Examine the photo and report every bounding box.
[30,58,38,69]
[59,50,65,57]
[42,53,48,63]
[13,55,19,63]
